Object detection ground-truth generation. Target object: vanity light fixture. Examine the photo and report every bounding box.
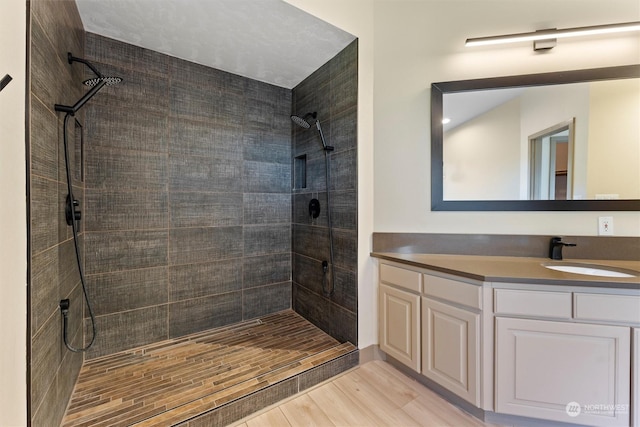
[465,21,640,50]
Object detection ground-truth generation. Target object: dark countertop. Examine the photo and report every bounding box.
[371,252,640,290]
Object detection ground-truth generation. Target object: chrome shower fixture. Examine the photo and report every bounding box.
[55,52,122,115]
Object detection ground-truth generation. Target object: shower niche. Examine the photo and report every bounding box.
[294,154,307,189]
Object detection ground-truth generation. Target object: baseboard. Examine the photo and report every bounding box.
[358,344,386,364]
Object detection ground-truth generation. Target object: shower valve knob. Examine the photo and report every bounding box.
[309,198,321,219]
[65,195,81,225]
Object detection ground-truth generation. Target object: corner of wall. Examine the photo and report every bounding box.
[0,0,27,425]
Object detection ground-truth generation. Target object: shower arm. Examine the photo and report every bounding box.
[68,53,103,78]
[54,53,106,115]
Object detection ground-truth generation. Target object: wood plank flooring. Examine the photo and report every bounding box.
[234,360,506,427]
[61,310,356,427]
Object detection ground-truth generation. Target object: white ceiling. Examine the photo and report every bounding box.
[75,0,356,89]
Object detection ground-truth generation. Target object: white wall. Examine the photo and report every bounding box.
[444,97,521,200]
[373,0,640,236]
[587,78,640,199]
[0,0,27,425]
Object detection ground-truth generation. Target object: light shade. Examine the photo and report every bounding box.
[466,21,640,47]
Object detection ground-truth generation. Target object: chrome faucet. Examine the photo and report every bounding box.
[549,237,577,260]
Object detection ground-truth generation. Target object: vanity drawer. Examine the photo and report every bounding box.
[380,263,422,293]
[574,293,640,324]
[424,274,481,309]
[494,289,572,319]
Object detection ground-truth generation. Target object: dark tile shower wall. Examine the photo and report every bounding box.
[29,0,86,425]
[291,41,358,345]
[83,33,292,359]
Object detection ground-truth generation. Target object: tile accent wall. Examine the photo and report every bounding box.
[29,0,86,425]
[83,33,293,359]
[291,41,359,345]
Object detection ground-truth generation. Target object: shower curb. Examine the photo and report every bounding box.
[175,349,360,427]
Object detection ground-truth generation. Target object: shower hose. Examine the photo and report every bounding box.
[323,149,335,296]
[60,113,97,352]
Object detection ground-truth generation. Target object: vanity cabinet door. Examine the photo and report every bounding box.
[421,297,480,406]
[379,284,420,371]
[495,317,630,427]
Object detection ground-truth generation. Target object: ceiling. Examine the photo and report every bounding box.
[75,0,356,89]
[443,87,525,131]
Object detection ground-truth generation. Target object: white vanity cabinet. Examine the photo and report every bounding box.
[378,261,485,405]
[421,274,482,406]
[494,287,638,427]
[376,257,640,427]
[496,317,630,426]
[378,263,422,372]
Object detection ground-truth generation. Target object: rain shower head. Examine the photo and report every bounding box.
[83,76,122,87]
[291,112,317,129]
[291,111,334,152]
[55,52,121,115]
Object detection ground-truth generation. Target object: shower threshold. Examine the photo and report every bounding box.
[61,310,357,427]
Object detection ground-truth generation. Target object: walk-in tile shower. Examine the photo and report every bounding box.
[28,1,357,425]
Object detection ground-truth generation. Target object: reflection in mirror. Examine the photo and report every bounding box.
[529,121,572,201]
[431,65,640,211]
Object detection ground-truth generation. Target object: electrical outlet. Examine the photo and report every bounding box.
[598,216,614,235]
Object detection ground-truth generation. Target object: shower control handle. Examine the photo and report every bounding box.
[65,195,81,226]
[309,198,321,219]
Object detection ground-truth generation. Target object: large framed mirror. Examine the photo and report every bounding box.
[431,65,640,211]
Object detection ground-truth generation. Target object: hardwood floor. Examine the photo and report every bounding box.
[233,360,504,427]
[61,311,356,427]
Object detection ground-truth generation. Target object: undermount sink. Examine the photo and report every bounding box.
[543,263,638,278]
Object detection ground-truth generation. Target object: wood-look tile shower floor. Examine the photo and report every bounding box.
[61,310,356,427]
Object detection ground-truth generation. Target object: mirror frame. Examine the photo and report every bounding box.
[431,64,640,211]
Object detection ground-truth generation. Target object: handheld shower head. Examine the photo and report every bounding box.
[291,112,317,129]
